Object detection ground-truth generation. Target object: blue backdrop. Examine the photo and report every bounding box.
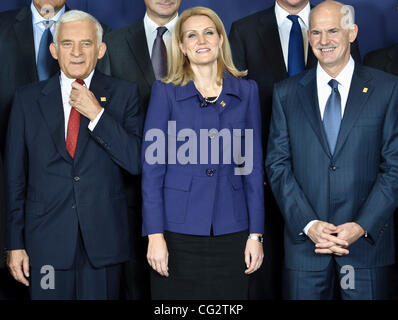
[1,0,398,57]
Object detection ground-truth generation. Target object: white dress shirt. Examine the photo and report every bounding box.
[274,1,310,71]
[303,56,355,235]
[31,2,65,62]
[60,70,103,139]
[144,12,178,58]
[317,56,355,120]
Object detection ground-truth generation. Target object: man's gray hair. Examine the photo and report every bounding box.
[53,10,103,47]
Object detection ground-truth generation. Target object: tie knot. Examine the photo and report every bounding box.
[287,15,300,24]
[43,20,54,29]
[157,26,168,38]
[328,79,339,91]
[75,79,85,86]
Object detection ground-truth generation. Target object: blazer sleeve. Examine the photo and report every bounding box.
[141,81,170,236]
[265,84,320,241]
[90,82,144,175]
[229,22,248,72]
[243,80,265,234]
[355,81,398,242]
[4,91,27,250]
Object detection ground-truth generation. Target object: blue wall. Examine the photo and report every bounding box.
[1,0,398,57]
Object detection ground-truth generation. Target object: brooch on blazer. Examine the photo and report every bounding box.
[100,97,107,102]
[220,100,226,107]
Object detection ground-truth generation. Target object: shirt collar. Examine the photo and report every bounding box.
[60,69,95,90]
[274,1,310,29]
[31,1,65,25]
[317,56,355,89]
[144,12,179,35]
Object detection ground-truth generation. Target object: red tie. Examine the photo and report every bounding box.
[66,79,84,158]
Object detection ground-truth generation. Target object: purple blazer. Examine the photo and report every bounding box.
[142,74,264,236]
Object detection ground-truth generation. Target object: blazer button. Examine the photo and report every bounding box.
[206,168,215,177]
[330,166,337,171]
[72,204,76,209]
[74,176,80,182]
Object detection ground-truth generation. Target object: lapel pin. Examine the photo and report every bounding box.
[362,88,368,93]
[100,97,107,102]
[220,101,226,107]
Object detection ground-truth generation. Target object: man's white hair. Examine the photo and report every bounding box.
[53,10,103,47]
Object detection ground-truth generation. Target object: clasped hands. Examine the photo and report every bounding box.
[307,221,366,256]
[69,81,103,121]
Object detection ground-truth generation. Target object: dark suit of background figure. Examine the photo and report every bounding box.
[228,4,361,299]
[96,19,154,300]
[266,64,398,299]
[5,70,143,299]
[0,4,110,299]
[364,44,398,300]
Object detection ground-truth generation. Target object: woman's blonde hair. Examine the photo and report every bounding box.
[164,6,247,86]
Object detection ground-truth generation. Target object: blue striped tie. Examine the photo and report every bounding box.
[287,15,305,77]
[323,79,342,155]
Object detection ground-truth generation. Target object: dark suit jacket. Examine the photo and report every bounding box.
[266,64,398,271]
[4,70,143,269]
[98,19,155,114]
[364,44,398,77]
[229,4,361,153]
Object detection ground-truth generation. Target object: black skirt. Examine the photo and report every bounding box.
[151,230,249,300]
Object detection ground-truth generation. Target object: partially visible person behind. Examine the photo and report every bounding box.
[97,0,182,300]
[142,6,265,300]
[5,10,143,300]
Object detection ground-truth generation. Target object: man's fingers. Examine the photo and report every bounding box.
[23,257,30,278]
[245,254,259,274]
[321,234,348,247]
[315,248,333,255]
[244,250,250,269]
[315,241,335,249]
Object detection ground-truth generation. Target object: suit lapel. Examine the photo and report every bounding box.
[14,6,37,82]
[258,7,287,82]
[38,74,72,164]
[73,71,110,164]
[333,65,373,158]
[126,20,156,87]
[298,69,331,157]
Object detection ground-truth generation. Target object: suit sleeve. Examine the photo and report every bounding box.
[141,81,170,236]
[355,81,398,242]
[229,22,248,72]
[265,85,320,241]
[90,82,144,175]
[244,80,265,234]
[4,91,27,250]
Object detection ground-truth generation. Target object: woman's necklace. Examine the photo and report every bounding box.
[204,91,222,104]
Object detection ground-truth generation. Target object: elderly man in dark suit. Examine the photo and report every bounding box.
[96,0,181,300]
[0,0,110,299]
[266,1,398,299]
[5,10,143,299]
[228,0,361,299]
